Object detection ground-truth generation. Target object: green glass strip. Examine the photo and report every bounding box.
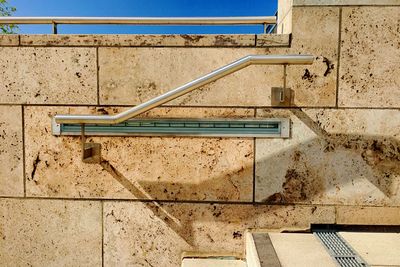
[60,119,282,137]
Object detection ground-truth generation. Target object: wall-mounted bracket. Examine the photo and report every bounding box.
[80,124,101,164]
[271,64,292,107]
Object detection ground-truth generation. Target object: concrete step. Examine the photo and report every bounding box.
[246,232,337,267]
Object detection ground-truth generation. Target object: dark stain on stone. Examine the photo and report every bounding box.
[301,69,316,82]
[233,231,242,239]
[31,152,41,180]
[322,57,335,77]
[181,34,204,45]
[214,35,239,46]
[97,108,109,115]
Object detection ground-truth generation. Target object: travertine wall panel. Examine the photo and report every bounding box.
[0,198,102,267]
[339,7,400,107]
[283,7,340,107]
[255,108,400,206]
[0,105,23,197]
[103,202,335,266]
[99,47,284,106]
[0,47,97,104]
[25,106,254,201]
[20,34,259,47]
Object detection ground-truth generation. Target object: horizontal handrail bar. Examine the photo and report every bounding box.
[54,55,314,125]
[0,16,276,25]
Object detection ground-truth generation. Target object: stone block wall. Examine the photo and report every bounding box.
[0,1,399,266]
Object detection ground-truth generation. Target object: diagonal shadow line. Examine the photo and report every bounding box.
[100,158,195,247]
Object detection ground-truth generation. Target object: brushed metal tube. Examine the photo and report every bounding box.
[0,16,276,25]
[54,55,314,124]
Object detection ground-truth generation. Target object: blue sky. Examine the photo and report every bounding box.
[9,0,277,34]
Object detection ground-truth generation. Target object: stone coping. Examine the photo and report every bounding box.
[0,34,290,47]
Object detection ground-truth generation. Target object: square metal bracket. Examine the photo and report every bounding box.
[82,142,101,164]
[271,87,292,107]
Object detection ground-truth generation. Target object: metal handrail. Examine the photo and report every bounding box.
[54,55,314,125]
[0,16,276,25]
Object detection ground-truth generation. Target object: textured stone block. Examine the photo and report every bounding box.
[0,34,18,46]
[282,7,340,107]
[103,201,335,266]
[339,7,400,107]
[0,198,102,266]
[99,47,284,106]
[25,106,254,201]
[0,105,23,197]
[336,206,400,225]
[255,108,400,205]
[20,34,256,47]
[0,47,97,104]
[255,34,290,47]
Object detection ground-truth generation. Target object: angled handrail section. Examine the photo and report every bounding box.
[54,55,314,125]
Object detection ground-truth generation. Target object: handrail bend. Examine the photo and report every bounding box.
[54,55,314,125]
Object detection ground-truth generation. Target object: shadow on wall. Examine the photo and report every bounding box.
[99,108,400,247]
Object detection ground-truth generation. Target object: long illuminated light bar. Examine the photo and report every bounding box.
[52,118,290,138]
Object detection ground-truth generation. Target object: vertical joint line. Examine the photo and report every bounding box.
[101,201,104,267]
[96,47,100,106]
[22,105,26,197]
[335,8,343,108]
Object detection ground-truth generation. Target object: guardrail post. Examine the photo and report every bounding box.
[52,22,58,34]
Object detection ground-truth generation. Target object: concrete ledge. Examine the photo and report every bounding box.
[16,34,289,47]
[294,0,400,6]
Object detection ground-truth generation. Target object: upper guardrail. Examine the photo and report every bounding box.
[0,16,277,34]
[54,55,314,125]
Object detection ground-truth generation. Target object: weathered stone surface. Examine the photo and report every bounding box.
[255,108,400,205]
[0,34,18,46]
[0,198,102,266]
[256,34,290,47]
[0,47,97,104]
[103,201,335,266]
[99,47,284,106]
[336,206,400,225]
[339,7,400,107]
[283,7,340,107]
[0,105,23,197]
[25,106,254,201]
[20,34,257,47]
[294,0,400,6]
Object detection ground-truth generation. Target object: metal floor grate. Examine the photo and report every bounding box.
[314,231,369,267]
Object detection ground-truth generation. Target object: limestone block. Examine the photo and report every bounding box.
[25,106,254,201]
[98,47,284,106]
[0,105,23,196]
[255,108,400,206]
[0,47,97,104]
[0,34,18,46]
[336,206,400,225]
[339,7,400,107]
[0,198,102,267]
[283,7,340,107]
[20,34,257,47]
[103,201,335,266]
